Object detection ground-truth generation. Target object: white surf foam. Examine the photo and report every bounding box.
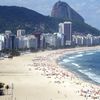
[76,54,83,57]
[72,63,81,68]
[85,52,94,55]
[63,59,71,63]
[78,69,100,84]
[69,54,83,59]
[78,52,84,54]
[69,56,76,59]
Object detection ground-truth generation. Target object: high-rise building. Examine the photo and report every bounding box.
[5,34,17,50]
[59,21,72,46]
[72,35,84,46]
[17,35,38,50]
[5,30,12,35]
[0,34,5,51]
[28,35,38,49]
[17,29,25,37]
[34,33,41,49]
[59,23,64,34]
[4,30,17,50]
[40,34,46,49]
[86,34,93,46]
[0,40,2,51]
[9,35,17,50]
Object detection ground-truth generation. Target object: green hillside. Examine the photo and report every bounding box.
[0,6,100,35]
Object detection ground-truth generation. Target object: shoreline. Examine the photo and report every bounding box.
[56,46,100,84]
[0,46,100,100]
[57,49,100,86]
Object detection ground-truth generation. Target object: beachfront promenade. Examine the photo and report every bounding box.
[0,47,100,100]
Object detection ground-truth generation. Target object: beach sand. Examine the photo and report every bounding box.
[0,46,100,100]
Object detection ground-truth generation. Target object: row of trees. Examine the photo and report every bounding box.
[0,47,39,58]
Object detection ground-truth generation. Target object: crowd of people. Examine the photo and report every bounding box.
[28,49,100,100]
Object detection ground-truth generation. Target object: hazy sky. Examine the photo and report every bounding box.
[0,0,100,30]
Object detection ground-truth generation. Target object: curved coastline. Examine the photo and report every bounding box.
[57,48,100,86]
[0,46,100,100]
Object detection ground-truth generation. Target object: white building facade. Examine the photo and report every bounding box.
[17,35,37,50]
[0,34,5,51]
[17,29,25,37]
[59,21,72,46]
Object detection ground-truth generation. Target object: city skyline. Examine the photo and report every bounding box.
[0,0,100,30]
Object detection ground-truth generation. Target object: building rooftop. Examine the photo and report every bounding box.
[64,21,72,24]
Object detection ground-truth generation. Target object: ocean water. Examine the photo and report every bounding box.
[58,50,100,85]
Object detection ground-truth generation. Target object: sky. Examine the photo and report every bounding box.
[0,0,100,30]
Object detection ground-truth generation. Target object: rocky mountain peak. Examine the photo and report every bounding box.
[51,1,84,22]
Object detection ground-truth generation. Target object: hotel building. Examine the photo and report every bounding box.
[17,29,25,37]
[0,34,5,51]
[59,21,72,46]
[17,35,38,50]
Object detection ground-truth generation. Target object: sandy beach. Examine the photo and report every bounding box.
[0,46,100,100]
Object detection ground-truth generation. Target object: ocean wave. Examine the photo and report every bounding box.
[63,59,72,63]
[69,54,83,59]
[78,69,100,84]
[78,52,84,54]
[72,63,81,68]
[85,52,94,55]
[69,56,76,59]
[76,54,83,57]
